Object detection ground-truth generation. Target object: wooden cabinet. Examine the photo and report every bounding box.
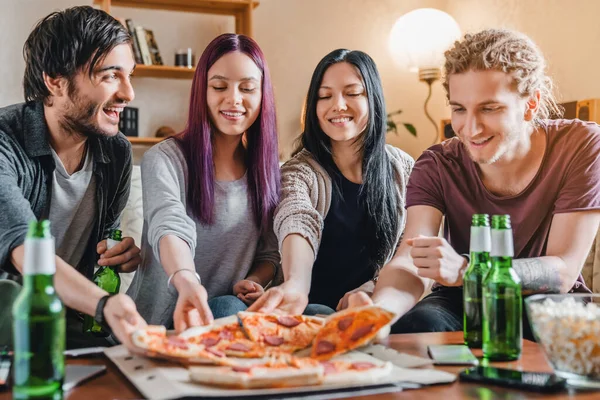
[93,0,260,143]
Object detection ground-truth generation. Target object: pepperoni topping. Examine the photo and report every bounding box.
[227,342,251,352]
[219,329,234,340]
[206,347,225,358]
[167,336,189,349]
[232,365,252,373]
[337,317,353,331]
[201,337,220,347]
[351,362,376,370]
[314,340,335,355]
[263,335,285,346]
[277,316,301,328]
[320,361,337,375]
[350,324,374,341]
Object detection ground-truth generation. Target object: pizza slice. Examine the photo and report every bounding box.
[181,322,265,358]
[238,312,324,353]
[188,355,324,389]
[310,305,395,360]
[131,325,228,365]
[318,359,393,385]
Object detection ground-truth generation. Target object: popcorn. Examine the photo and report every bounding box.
[529,297,600,378]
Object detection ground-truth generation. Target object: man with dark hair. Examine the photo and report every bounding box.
[0,6,146,349]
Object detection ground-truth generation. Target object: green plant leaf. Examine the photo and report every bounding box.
[387,120,398,135]
[403,123,417,136]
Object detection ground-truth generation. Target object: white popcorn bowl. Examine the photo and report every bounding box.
[526,293,600,389]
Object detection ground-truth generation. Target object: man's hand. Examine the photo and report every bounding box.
[172,276,213,332]
[248,281,308,315]
[336,280,375,311]
[103,294,147,353]
[408,235,467,286]
[233,279,264,306]
[97,236,141,272]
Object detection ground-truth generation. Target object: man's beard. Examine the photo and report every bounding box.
[59,87,117,139]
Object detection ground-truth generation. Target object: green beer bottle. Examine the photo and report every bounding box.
[482,215,522,361]
[463,213,492,348]
[12,220,65,400]
[83,229,122,336]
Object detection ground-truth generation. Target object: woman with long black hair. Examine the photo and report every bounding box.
[250,49,413,315]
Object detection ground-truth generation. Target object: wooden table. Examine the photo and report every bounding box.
[2,332,598,399]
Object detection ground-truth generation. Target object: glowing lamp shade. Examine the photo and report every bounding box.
[389,8,461,73]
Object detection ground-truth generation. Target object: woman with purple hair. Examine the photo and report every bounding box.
[127,33,281,331]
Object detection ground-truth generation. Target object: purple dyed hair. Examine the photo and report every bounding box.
[175,33,280,231]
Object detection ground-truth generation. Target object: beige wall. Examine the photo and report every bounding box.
[2,0,599,161]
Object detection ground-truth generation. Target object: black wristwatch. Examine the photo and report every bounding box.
[95,295,112,331]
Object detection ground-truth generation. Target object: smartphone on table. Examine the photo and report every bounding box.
[427,344,479,366]
[459,366,567,393]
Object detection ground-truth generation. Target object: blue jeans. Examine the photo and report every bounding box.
[391,287,535,341]
[303,303,335,316]
[208,295,248,319]
[207,295,335,319]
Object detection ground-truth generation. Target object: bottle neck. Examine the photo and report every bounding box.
[491,256,513,270]
[23,237,56,275]
[470,251,491,265]
[23,274,56,292]
[490,228,514,258]
[470,226,491,253]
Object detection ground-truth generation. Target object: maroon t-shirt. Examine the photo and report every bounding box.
[406,119,600,292]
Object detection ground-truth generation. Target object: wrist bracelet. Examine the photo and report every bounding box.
[167,269,201,289]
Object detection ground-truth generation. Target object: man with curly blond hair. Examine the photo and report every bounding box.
[349,29,600,339]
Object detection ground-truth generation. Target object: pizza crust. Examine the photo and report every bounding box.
[188,363,324,389]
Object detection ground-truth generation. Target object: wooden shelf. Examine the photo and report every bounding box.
[95,0,259,35]
[96,0,258,14]
[127,137,165,145]
[133,64,195,79]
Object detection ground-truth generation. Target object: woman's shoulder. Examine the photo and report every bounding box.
[281,149,328,181]
[385,144,415,173]
[142,138,185,166]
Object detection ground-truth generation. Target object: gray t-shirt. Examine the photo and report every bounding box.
[48,147,96,268]
[127,139,280,327]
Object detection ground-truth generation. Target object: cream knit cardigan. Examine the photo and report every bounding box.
[274,144,414,265]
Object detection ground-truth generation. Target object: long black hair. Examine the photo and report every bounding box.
[23,6,131,104]
[301,49,399,270]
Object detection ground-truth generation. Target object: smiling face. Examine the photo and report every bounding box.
[58,43,135,138]
[448,69,534,165]
[316,62,369,144]
[206,51,262,137]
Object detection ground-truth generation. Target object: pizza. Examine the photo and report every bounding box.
[131,325,228,364]
[188,355,324,389]
[310,306,395,360]
[238,312,324,353]
[180,322,266,358]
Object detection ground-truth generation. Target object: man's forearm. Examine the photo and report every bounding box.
[11,245,106,316]
[371,257,428,319]
[512,256,568,294]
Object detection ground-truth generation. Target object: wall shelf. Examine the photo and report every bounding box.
[133,64,195,79]
[94,0,259,36]
[127,137,165,145]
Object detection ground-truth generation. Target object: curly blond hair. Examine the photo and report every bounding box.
[443,29,562,121]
